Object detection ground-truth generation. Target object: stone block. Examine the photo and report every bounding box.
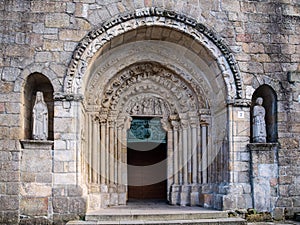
[6,182,19,195]
[59,29,87,42]
[53,187,67,197]
[35,52,53,63]
[222,194,236,210]
[1,211,19,224]
[53,197,69,214]
[273,207,285,221]
[54,150,75,161]
[20,197,48,216]
[54,173,76,185]
[258,164,278,178]
[1,67,21,82]
[68,185,83,197]
[109,193,119,206]
[280,137,299,149]
[21,183,52,197]
[69,197,86,214]
[43,40,64,51]
[199,193,213,208]
[36,173,52,183]
[277,197,293,207]
[45,13,70,28]
[0,195,19,211]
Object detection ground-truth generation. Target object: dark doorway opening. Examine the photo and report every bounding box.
[127,117,167,201]
[127,142,167,200]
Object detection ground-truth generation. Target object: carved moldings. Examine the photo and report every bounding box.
[97,62,206,116]
[64,7,243,99]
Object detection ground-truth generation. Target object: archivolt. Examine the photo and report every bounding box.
[64,7,243,100]
[98,62,207,116]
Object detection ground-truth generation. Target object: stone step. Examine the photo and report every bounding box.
[85,210,229,221]
[67,217,246,225]
[67,203,246,225]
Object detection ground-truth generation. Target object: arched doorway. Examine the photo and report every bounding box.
[62,8,245,210]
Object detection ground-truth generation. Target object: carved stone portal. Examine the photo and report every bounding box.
[84,62,212,209]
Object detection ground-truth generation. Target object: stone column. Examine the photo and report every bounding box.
[108,116,118,206]
[161,117,173,203]
[92,114,99,184]
[190,113,200,206]
[180,115,190,206]
[99,116,107,185]
[170,116,180,205]
[116,114,127,205]
[199,119,209,207]
[200,120,209,184]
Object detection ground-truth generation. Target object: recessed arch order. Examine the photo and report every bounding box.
[64,7,244,102]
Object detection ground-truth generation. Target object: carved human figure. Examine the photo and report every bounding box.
[32,91,48,140]
[253,97,266,143]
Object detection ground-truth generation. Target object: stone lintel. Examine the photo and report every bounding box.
[20,139,54,150]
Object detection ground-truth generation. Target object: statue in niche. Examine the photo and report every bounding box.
[253,97,266,143]
[32,91,48,140]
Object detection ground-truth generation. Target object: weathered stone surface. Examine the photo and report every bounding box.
[0,0,299,223]
[20,197,48,216]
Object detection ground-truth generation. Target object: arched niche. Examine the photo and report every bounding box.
[251,85,278,143]
[23,73,54,140]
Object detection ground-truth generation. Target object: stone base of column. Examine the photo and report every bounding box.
[88,184,110,210]
[118,185,127,205]
[190,184,200,206]
[169,185,180,205]
[179,185,191,206]
[109,184,118,206]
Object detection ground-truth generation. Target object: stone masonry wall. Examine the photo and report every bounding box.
[0,0,299,224]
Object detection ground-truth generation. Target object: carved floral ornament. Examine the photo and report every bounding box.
[64,7,243,100]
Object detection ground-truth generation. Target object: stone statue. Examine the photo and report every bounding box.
[32,91,48,140]
[253,97,266,143]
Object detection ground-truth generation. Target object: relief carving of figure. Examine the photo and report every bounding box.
[32,91,48,140]
[253,97,266,143]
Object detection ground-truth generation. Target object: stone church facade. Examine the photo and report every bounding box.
[0,0,299,224]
